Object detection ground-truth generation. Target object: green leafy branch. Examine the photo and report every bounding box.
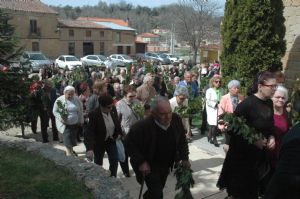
[56,100,68,120]
[174,165,195,199]
[221,113,264,144]
[131,103,144,119]
[173,97,202,118]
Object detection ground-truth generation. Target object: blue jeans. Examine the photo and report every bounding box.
[94,138,118,177]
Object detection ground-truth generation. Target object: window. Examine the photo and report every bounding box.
[100,42,105,55]
[32,42,39,51]
[126,46,131,55]
[69,29,74,37]
[68,42,75,55]
[116,32,121,42]
[30,20,37,34]
[86,30,91,37]
[100,31,104,37]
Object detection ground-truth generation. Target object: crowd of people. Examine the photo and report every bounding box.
[27,58,300,199]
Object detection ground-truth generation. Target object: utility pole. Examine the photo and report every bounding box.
[170,24,175,54]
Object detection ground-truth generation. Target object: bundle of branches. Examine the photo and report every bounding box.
[131,103,144,119]
[68,68,86,86]
[173,97,202,118]
[174,165,195,199]
[221,113,264,144]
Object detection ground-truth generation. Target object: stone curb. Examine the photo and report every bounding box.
[0,134,131,199]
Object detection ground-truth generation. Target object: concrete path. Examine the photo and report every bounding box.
[1,126,227,199]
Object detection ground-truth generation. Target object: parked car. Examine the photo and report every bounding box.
[80,54,117,70]
[145,52,170,65]
[20,51,53,73]
[55,55,82,70]
[109,54,134,67]
[157,53,172,65]
[161,53,179,64]
[133,53,152,63]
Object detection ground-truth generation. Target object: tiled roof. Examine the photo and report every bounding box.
[58,19,107,29]
[94,21,135,31]
[0,0,57,14]
[138,32,160,38]
[77,17,129,27]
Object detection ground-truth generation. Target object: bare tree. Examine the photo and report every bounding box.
[175,0,220,64]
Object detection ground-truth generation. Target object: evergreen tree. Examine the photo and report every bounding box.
[0,9,22,64]
[220,0,286,89]
[0,10,30,136]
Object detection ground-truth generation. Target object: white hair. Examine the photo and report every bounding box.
[227,80,240,89]
[174,85,189,97]
[64,85,75,94]
[275,85,288,102]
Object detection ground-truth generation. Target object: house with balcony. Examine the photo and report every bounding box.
[0,0,60,59]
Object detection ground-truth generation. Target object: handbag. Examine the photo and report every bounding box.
[116,139,125,162]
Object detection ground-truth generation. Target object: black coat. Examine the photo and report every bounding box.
[125,113,189,171]
[85,106,122,152]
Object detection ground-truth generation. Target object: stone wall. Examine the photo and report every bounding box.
[283,0,300,88]
[0,134,131,199]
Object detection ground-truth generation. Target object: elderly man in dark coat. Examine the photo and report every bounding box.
[125,96,190,199]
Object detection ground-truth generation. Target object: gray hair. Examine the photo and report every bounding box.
[150,96,170,112]
[143,75,153,84]
[174,85,189,97]
[228,80,240,89]
[275,85,289,102]
[174,76,180,81]
[64,85,75,94]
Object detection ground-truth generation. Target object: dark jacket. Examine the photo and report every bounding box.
[85,106,122,151]
[125,113,189,170]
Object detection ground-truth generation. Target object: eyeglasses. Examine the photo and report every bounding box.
[263,84,278,89]
[127,95,136,98]
[214,80,221,83]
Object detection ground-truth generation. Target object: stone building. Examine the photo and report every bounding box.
[282,0,300,88]
[58,18,136,57]
[0,0,60,59]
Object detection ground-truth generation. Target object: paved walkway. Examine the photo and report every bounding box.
[1,126,227,199]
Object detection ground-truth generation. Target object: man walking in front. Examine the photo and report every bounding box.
[125,96,190,199]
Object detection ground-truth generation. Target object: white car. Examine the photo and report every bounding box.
[109,54,134,67]
[162,53,179,63]
[80,55,117,70]
[55,55,82,70]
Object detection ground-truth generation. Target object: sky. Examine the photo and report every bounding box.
[41,0,226,9]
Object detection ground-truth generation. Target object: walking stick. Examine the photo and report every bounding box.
[138,174,145,199]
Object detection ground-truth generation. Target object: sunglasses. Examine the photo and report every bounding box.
[214,80,221,83]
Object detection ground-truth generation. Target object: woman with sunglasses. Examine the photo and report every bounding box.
[206,75,224,147]
[85,95,122,177]
[217,71,277,199]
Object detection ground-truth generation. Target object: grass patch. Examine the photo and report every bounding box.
[0,146,94,199]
